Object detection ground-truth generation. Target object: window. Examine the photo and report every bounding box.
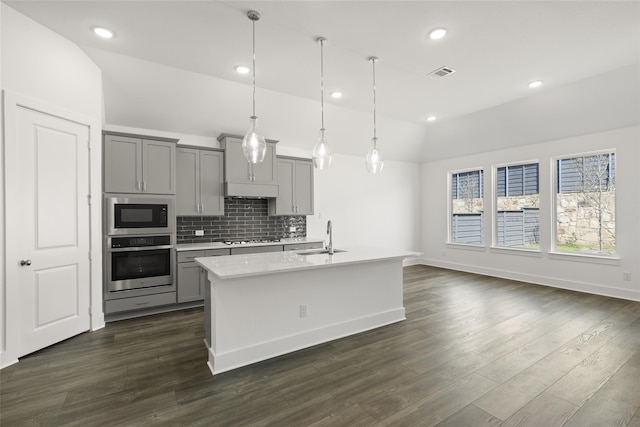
[450,169,484,244]
[495,163,540,249]
[555,152,615,256]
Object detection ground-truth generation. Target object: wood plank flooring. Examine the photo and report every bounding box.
[2,265,639,426]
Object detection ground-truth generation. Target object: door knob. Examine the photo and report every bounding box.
[20,259,32,266]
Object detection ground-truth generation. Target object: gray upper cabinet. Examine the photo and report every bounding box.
[269,157,314,215]
[217,134,279,198]
[104,132,177,194]
[176,147,224,216]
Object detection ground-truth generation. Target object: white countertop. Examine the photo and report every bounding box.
[195,246,421,279]
[176,237,325,252]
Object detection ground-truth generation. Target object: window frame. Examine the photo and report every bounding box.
[448,167,485,246]
[551,150,617,258]
[491,160,541,252]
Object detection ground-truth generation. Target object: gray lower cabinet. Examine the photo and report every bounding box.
[217,134,279,198]
[269,157,314,215]
[229,245,283,255]
[176,147,224,216]
[177,248,230,303]
[105,292,176,314]
[103,132,177,194]
[283,242,324,251]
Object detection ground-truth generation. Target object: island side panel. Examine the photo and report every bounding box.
[205,258,405,374]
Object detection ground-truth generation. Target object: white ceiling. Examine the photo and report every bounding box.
[5,1,640,162]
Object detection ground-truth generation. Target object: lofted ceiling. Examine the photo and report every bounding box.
[4,1,640,163]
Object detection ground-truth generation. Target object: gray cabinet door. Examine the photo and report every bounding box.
[224,137,251,183]
[200,150,224,216]
[294,159,314,215]
[273,158,295,215]
[176,148,224,216]
[176,148,200,215]
[252,143,277,184]
[104,134,142,193]
[143,139,176,194]
[177,262,204,303]
[104,133,177,194]
[269,157,314,215]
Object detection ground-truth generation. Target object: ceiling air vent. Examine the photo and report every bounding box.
[428,66,456,78]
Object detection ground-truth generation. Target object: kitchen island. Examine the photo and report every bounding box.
[196,247,419,375]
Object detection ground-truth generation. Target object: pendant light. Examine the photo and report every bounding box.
[242,10,267,164]
[365,56,384,174]
[312,37,332,169]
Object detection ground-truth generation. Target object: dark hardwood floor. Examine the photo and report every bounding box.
[2,265,639,426]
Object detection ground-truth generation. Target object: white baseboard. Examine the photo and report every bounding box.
[416,257,640,302]
[207,308,405,375]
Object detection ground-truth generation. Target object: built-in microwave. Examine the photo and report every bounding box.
[106,196,175,235]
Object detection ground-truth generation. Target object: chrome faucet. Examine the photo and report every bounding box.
[326,220,334,255]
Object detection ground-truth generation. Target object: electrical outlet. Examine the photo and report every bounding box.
[289,226,296,232]
[195,230,204,236]
[299,305,307,318]
[623,271,631,281]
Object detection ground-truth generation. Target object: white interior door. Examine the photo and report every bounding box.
[8,105,91,357]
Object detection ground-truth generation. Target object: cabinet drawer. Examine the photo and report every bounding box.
[177,250,205,263]
[205,248,231,257]
[230,245,283,255]
[105,292,176,314]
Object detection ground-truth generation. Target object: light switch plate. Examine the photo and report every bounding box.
[195,230,205,236]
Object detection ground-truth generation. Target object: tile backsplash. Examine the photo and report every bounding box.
[177,198,306,244]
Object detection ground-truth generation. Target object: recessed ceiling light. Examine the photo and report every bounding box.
[235,66,250,74]
[528,80,543,88]
[426,116,437,122]
[93,27,113,39]
[330,91,343,99]
[429,28,447,40]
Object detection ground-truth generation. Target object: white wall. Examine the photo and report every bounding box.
[305,154,421,252]
[1,4,104,368]
[420,126,640,301]
[0,1,4,362]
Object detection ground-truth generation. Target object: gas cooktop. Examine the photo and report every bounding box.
[222,239,281,245]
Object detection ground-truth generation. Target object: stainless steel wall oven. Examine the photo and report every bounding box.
[105,234,175,299]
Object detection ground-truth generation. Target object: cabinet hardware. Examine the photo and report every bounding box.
[20,259,32,266]
[143,181,147,192]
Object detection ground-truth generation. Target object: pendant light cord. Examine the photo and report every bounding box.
[320,39,325,130]
[371,57,378,143]
[251,18,257,118]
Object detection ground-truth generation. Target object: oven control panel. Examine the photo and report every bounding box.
[110,235,171,248]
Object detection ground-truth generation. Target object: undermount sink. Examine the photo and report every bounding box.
[296,249,347,256]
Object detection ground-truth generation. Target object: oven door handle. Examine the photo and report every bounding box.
[108,245,174,252]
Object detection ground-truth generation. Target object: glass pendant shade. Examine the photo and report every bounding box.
[365,137,384,174]
[242,116,267,164]
[312,128,332,169]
